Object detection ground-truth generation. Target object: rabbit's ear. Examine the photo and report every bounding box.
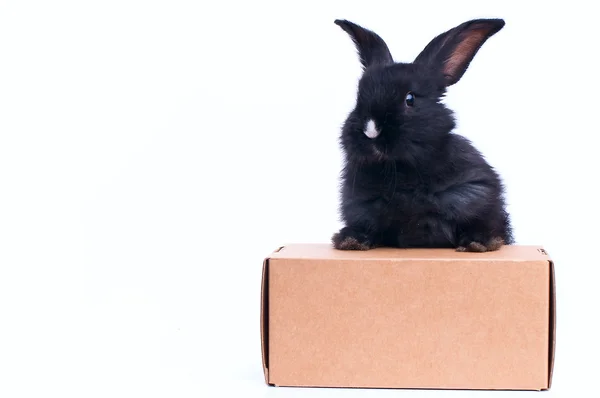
[413,19,504,86]
[334,19,393,69]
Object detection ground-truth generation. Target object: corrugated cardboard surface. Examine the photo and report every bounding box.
[261,244,555,390]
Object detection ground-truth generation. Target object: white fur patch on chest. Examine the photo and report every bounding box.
[364,119,380,139]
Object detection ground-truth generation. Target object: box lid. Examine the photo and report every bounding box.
[269,243,551,261]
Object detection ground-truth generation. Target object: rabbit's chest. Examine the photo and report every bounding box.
[347,165,438,218]
[385,188,432,220]
[376,175,429,204]
[368,176,434,218]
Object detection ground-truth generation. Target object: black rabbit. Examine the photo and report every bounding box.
[331,18,513,252]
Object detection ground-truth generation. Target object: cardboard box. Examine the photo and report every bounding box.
[260,244,555,390]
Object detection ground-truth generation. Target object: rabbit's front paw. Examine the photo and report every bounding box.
[456,236,504,252]
[332,227,374,250]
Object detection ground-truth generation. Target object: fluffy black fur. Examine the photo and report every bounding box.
[332,18,513,252]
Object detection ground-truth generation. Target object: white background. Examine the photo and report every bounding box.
[0,0,597,396]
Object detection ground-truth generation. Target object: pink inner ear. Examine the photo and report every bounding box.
[444,28,488,79]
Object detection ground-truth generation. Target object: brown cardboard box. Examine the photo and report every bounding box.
[260,244,555,390]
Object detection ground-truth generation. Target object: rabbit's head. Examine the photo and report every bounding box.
[334,18,504,164]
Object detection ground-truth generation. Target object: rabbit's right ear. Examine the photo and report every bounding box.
[334,19,394,69]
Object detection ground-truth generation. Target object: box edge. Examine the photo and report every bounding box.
[261,246,284,386]
[260,257,269,384]
[548,257,556,389]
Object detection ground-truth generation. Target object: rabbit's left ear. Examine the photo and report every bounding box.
[413,19,505,86]
[334,19,394,69]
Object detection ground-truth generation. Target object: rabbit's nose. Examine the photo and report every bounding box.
[364,119,380,139]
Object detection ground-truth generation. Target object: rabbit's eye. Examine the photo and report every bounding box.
[405,92,415,107]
